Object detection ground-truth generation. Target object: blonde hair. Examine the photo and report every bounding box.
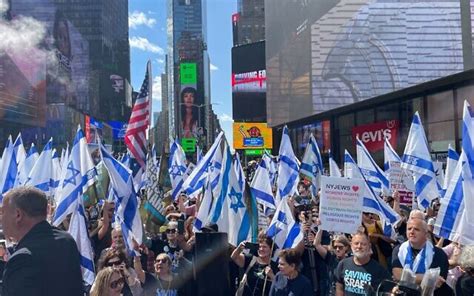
[90,267,121,296]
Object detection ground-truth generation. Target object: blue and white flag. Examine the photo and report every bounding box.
[15,143,39,186]
[0,136,17,202]
[344,149,360,179]
[275,126,299,204]
[344,149,400,237]
[356,138,390,195]
[182,131,224,198]
[194,176,213,232]
[13,133,26,171]
[234,152,245,192]
[210,143,257,245]
[267,199,303,249]
[384,138,401,172]
[68,203,95,285]
[300,134,323,197]
[250,158,275,209]
[443,144,459,193]
[196,145,203,164]
[51,149,61,196]
[401,112,441,210]
[100,144,143,254]
[329,150,342,177]
[26,138,54,196]
[168,140,187,200]
[53,128,96,226]
[262,153,278,186]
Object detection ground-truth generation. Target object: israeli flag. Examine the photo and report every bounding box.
[13,133,26,171]
[344,149,359,179]
[401,112,441,210]
[300,134,323,197]
[53,128,96,226]
[15,143,39,186]
[0,136,17,202]
[384,138,401,172]
[234,152,245,192]
[210,143,257,245]
[51,149,61,196]
[276,126,299,204]
[100,144,143,254]
[262,153,278,186]
[196,145,203,164]
[194,176,213,231]
[183,131,224,198]
[329,149,342,177]
[168,140,187,200]
[250,158,275,209]
[54,147,71,205]
[26,138,54,195]
[443,144,459,195]
[344,149,400,236]
[267,199,303,249]
[68,203,95,285]
[434,154,464,240]
[459,101,474,228]
[356,138,390,195]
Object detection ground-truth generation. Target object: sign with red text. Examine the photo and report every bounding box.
[386,161,415,206]
[320,176,364,234]
[352,120,399,152]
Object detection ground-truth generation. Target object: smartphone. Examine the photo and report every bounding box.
[177,219,185,235]
[245,242,259,256]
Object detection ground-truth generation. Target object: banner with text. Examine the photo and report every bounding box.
[387,161,415,206]
[320,176,364,234]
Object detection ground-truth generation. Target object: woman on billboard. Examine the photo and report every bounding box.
[180,86,199,138]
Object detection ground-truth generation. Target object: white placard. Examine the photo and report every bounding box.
[320,176,364,234]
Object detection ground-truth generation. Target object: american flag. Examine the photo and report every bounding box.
[125,62,151,168]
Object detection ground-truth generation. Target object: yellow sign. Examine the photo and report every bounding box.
[233,122,273,150]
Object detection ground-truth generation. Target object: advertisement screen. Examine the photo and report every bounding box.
[290,120,330,156]
[232,41,266,122]
[266,0,473,126]
[8,0,90,115]
[179,62,204,139]
[233,122,273,150]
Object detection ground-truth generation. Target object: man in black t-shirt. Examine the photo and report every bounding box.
[392,218,449,295]
[335,232,390,295]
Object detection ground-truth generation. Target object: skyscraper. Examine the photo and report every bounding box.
[167,0,211,148]
[233,0,265,46]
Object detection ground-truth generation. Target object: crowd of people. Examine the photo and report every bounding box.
[0,168,474,296]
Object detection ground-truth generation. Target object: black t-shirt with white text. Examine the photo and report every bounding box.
[335,257,390,295]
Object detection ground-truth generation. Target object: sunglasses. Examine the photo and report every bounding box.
[334,245,345,250]
[110,278,125,289]
[105,260,123,267]
[166,229,177,234]
[155,258,169,264]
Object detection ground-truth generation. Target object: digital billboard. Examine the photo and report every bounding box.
[179,62,204,139]
[233,122,273,150]
[265,0,474,126]
[232,41,266,122]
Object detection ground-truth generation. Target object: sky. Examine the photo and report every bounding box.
[128,0,236,147]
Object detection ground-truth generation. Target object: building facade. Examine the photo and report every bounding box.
[167,0,212,150]
[233,0,265,46]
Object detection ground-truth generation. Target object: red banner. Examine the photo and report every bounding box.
[352,120,399,152]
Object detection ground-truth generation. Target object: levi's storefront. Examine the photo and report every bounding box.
[280,69,474,167]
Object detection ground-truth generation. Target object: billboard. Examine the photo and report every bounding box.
[232,41,266,122]
[265,0,474,126]
[179,62,203,138]
[233,122,273,150]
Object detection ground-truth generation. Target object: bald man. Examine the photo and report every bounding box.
[1,187,83,296]
[392,218,449,294]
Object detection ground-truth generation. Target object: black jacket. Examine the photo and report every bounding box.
[2,221,84,296]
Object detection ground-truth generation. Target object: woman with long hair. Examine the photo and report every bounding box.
[90,267,125,296]
[141,253,181,296]
[180,87,199,138]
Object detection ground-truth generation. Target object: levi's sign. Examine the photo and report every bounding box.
[352,120,399,152]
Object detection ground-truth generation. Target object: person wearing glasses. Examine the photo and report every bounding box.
[97,249,143,296]
[139,253,181,296]
[90,267,125,296]
[313,221,351,296]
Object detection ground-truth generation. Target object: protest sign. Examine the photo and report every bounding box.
[387,161,415,206]
[320,176,364,234]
